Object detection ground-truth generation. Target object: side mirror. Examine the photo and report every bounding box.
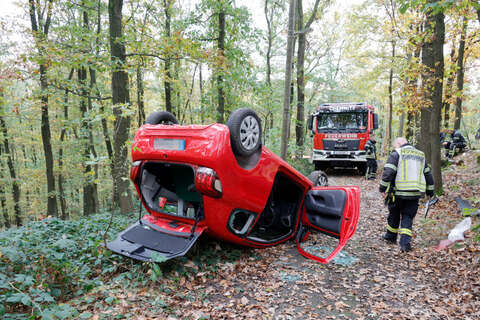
[307,115,313,131]
[373,113,379,130]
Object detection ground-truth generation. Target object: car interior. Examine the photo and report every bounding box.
[139,162,201,218]
[303,189,346,238]
[247,172,304,243]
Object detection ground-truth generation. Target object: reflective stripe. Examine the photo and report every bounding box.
[384,163,397,171]
[380,180,390,187]
[387,225,398,233]
[426,185,434,191]
[395,191,422,197]
[424,166,431,174]
[399,228,412,236]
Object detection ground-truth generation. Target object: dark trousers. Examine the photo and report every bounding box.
[385,198,419,246]
[366,159,377,178]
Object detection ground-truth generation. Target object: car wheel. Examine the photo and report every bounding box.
[308,170,328,187]
[226,108,262,157]
[145,111,178,125]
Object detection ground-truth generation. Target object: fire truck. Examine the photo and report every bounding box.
[307,102,379,174]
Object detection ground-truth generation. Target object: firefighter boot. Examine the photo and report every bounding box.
[399,233,412,252]
[381,231,397,244]
[400,243,412,252]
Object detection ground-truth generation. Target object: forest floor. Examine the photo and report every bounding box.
[66,151,480,319]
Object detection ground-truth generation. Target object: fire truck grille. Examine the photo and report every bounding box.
[323,139,360,151]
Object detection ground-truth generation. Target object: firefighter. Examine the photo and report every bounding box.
[379,137,435,252]
[447,129,466,158]
[364,136,377,180]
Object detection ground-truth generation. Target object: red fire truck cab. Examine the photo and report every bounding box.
[307,102,379,174]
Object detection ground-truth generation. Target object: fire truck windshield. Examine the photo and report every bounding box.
[316,112,368,133]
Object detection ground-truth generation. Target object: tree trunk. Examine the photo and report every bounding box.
[174,59,182,120]
[443,47,456,129]
[280,0,296,160]
[0,91,21,226]
[80,6,99,216]
[92,0,114,195]
[29,0,58,217]
[199,64,204,123]
[387,40,395,148]
[0,168,9,228]
[137,65,145,126]
[78,67,96,216]
[216,8,226,123]
[109,0,133,214]
[88,73,99,214]
[265,0,273,88]
[397,111,404,137]
[422,1,444,193]
[294,0,322,158]
[58,68,74,220]
[163,0,173,113]
[264,0,274,136]
[454,17,467,130]
[405,111,414,142]
[296,0,305,158]
[0,149,10,228]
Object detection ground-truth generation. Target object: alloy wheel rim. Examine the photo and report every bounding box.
[240,115,260,150]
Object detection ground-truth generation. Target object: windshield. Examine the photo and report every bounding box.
[316,112,368,133]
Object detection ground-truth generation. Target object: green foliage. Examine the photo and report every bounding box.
[0,209,253,318]
[473,223,480,242]
[0,212,135,317]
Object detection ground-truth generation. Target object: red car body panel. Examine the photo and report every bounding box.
[108,120,360,263]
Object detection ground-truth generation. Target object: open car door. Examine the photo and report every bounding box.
[107,215,207,262]
[296,186,360,264]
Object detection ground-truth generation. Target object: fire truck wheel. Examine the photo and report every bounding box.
[357,164,367,176]
[145,111,178,125]
[227,108,262,157]
[308,170,328,187]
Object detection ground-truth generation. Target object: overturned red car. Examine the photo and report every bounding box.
[107,108,360,263]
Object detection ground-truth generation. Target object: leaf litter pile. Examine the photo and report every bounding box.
[3,153,479,319]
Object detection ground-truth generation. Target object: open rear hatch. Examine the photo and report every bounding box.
[107,216,206,262]
[107,161,207,262]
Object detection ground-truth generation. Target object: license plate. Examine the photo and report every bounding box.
[333,150,349,155]
[154,138,185,151]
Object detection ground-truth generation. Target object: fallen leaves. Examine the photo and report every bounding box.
[62,152,480,320]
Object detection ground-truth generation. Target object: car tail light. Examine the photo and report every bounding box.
[195,167,222,198]
[130,160,142,181]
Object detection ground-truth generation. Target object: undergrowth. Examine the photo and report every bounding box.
[0,212,250,319]
[0,213,135,319]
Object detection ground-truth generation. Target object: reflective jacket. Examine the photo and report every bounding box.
[365,140,377,159]
[379,144,435,199]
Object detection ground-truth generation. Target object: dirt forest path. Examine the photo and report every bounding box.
[85,153,480,320]
[189,174,461,320]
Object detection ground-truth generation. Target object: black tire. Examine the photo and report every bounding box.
[145,111,178,125]
[226,108,262,157]
[357,163,367,176]
[308,170,328,187]
[314,162,328,172]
